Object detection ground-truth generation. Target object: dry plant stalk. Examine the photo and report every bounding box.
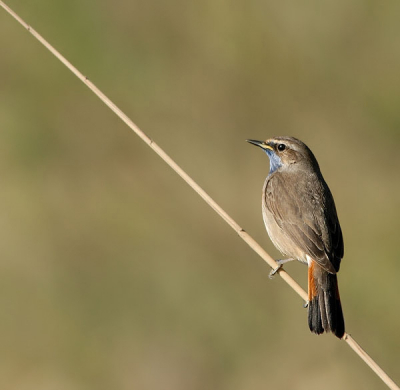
[0,2,398,389]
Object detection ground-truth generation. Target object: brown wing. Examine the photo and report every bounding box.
[265,171,343,273]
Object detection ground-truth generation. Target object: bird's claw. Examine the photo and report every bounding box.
[269,264,283,279]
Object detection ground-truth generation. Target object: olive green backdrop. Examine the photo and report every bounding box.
[0,1,399,389]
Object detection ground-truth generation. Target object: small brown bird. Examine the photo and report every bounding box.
[247,136,345,338]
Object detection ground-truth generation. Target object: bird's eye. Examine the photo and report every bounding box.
[277,144,286,152]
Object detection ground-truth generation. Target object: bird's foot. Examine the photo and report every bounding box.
[268,258,294,279]
[303,301,309,308]
[269,263,283,279]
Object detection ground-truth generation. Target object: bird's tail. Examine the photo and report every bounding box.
[308,261,345,339]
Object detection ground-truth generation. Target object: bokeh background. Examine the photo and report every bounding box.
[1,1,399,389]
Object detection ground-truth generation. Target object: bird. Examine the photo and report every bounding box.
[246,136,345,338]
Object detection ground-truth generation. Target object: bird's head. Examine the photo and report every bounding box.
[246,136,320,175]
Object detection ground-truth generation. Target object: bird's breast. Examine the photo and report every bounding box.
[261,176,309,263]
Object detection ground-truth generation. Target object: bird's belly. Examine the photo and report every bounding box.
[262,205,308,263]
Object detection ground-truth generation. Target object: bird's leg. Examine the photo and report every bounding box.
[269,258,295,279]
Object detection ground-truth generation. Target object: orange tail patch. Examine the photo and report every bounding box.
[308,260,318,302]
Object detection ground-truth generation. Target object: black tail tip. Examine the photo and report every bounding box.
[308,297,345,339]
[333,321,345,339]
[308,297,324,335]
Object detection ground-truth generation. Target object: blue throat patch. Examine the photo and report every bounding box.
[265,149,282,175]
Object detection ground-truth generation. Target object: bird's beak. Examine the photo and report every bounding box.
[246,139,273,150]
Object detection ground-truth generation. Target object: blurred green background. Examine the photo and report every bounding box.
[1,1,399,389]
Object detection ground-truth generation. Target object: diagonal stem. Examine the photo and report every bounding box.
[0,2,398,389]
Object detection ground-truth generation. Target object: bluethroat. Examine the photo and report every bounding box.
[247,136,345,338]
